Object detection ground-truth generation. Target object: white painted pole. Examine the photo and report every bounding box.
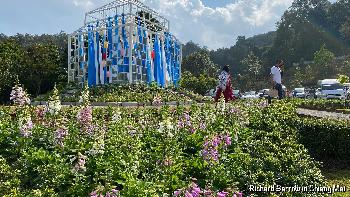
[128,3,133,84]
[68,35,72,83]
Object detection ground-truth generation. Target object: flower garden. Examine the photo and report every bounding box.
[4,84,349,196]
[33,83,211,104]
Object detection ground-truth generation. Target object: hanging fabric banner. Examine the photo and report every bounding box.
[95,22,100,85]
[87,25,96,87]
[107,17,113,84]
[160,36,167,87]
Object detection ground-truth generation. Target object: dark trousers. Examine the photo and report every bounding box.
[268,83,283,104]
[275,83,283,99]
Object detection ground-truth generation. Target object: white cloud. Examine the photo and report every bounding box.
[0,0,294,49]
[73,0,95,10]
[140,0,293,49]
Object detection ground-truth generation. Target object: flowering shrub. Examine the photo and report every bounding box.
[0,98,327,196]
[34,84,195,103]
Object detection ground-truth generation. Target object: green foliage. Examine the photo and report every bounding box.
[0,33,68,103]
[179,71,217,95]
[240,52,266,90]
[182,50,219,78]
[295,117,350,161]
[35,84,194,103]
[0,40,25,102]
[0,101,327,196]
[337,74,349,84]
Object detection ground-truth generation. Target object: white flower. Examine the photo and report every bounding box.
[47,85,62,115]
[112,110,122,122]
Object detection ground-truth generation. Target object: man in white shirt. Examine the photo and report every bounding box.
[270,60,284,100]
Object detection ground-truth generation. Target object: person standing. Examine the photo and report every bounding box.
[269,60,284,102]
[215,65,235,102]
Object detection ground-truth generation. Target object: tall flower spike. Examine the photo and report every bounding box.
[79,83,90,106]
[10,81,30,106]
[47,84,62,115]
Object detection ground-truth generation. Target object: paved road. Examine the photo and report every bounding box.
[297,108,350,120]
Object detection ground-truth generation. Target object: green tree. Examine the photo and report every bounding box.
[313,44,336,79]
[182,50,219,78]
[23,44,61,96]
[0,40,25,102]
[179,71,216,95]
[240,52,264,90]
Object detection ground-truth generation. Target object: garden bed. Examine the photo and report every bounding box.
[0,100,328,196]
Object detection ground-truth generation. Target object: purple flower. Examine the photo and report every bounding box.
[185,191,193,197]
[77,107,94,135]
[178,120,185,128]
[211,136,221,147]
[20,119,33,138]
[105,192,111,197]
[90,191,97,197]
[10,85,30,106]
[217,191,229,197]
[191,186,201,197]
[235,192,243,197]
[210,149,219,162]
[223,134,232,146]
[190,127,196,134]
[77,106,92,125]
[173,189,182,197]
[199,122,206,130]
[55,125,68,146]
[184,112,190,121]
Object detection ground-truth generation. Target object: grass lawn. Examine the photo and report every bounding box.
[324,169,350,196]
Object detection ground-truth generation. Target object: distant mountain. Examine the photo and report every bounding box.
[246,31,276,49]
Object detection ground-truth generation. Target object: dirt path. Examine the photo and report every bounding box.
[297,108,350,120]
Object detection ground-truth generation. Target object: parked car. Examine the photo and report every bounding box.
[233,90,241,99]
[242,91,259,99]
[205,89,216,98]
[316,79,346,99]
[258,89,270,98]
[293,88,306,98]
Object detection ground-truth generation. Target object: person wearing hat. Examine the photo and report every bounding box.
[214,65,235,102]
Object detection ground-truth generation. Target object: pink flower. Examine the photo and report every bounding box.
[204,189,213,196]
[173,189,182,196]
[10,85,30,106]
[90,191,97,197]
[20,119,33,138]
[223,134,232,146]
[190,127,196,134]
[55,126,68,147]
[185,191,193,197]
[217,191,229,197]
[199,122,206,130]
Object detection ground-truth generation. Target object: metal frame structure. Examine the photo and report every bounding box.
[68,0,182,87]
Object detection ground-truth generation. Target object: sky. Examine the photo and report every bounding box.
[0,0,337,50]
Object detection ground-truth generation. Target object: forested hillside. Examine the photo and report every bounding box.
[182,0,350,92]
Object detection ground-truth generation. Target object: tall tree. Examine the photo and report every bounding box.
[313,44,336,79]
[0,40,26,102]
[182,50,219,78]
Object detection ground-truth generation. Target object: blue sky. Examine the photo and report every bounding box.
[0,0,337,49]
